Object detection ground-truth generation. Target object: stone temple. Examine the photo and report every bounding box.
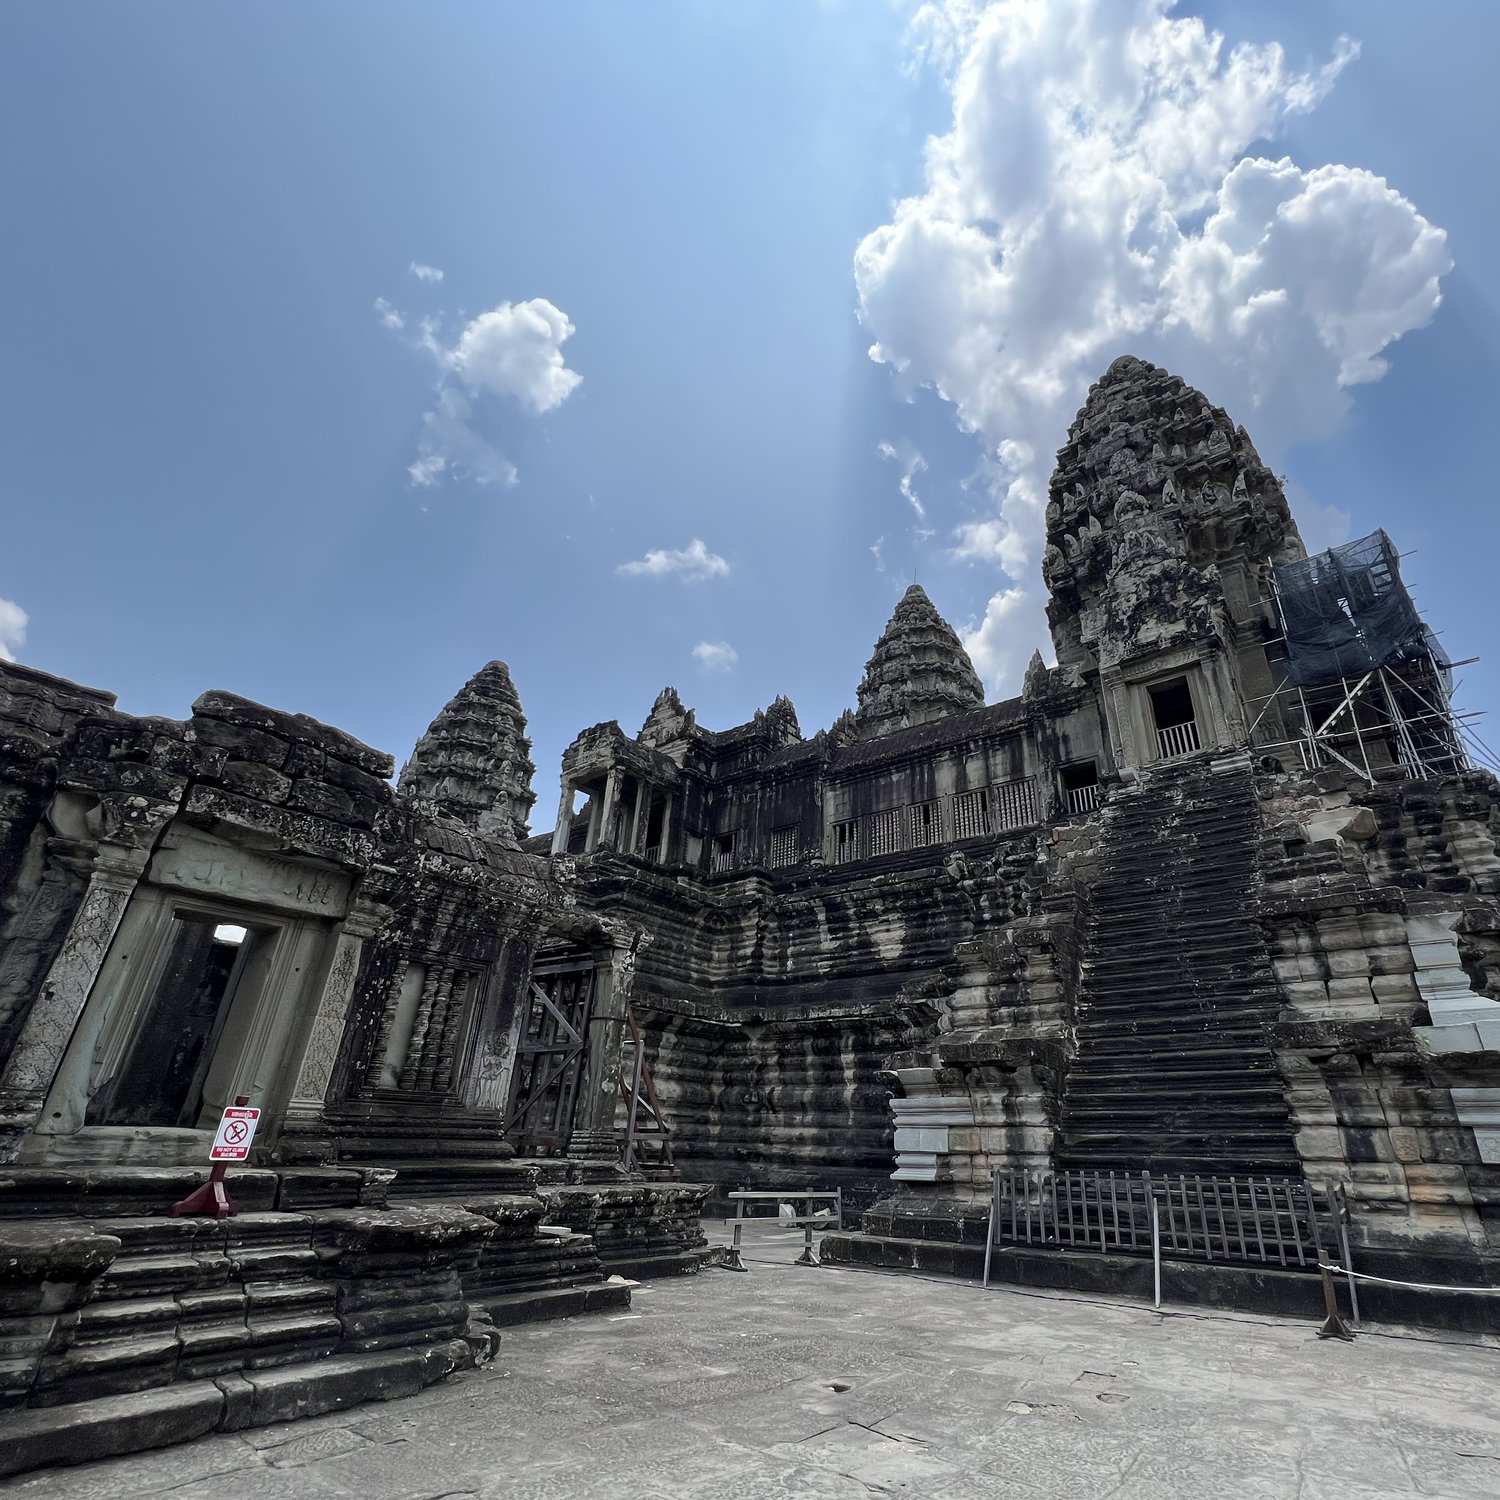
[2,355,1498,1473]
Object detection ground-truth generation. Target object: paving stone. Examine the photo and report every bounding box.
[11,1225,1500,1500]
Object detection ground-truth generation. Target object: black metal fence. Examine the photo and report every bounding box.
[985,1167,1344,1280]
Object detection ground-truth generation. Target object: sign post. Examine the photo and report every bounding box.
[171,1094,259,1219]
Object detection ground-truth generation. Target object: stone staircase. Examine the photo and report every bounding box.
[1056,757,1301,1177]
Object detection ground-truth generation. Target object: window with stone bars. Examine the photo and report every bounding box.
[993,776,1037,831]
[832,820,858,863]
[951,787,992,839]
[768,825,799,868]
[366,961,476,1095]
[868,808,905,857]
[908,800,942,847]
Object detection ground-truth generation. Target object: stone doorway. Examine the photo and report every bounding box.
[505,953,596,1155]
[84,915,258,1128]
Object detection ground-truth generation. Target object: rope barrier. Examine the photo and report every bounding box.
[1325,1264,1500,1295]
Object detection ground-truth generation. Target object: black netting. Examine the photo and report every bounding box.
[1272,530,1434,688]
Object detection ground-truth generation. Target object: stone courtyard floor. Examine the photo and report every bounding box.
[7,1223,1500,1500]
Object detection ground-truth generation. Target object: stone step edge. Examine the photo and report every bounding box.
[477,1281,632,1326]
[0,1338,484,1480]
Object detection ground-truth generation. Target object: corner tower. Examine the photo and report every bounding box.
[854,584,986,740]
[1043,355,1304,772]
[399,661,537,845]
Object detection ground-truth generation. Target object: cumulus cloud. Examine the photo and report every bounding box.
[376,294,582,490]
[450,300,582,414]
[408,261,444,283]
[876,438,929,520]
[692,641,738,672]
[0,597,28,662]
[856,0,1450,694]
[617,539,730,582]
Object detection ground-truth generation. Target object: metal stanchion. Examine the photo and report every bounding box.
[1316,1251,1355,1341]
[726,1191,748,1272]
[1151,1196,1162,1309]
[795,1218,818,1267]
[983,1169,997,1289]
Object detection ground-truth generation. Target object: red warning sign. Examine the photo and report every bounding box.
[209,1105,261,1162]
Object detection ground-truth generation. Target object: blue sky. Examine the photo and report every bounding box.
[3,2,1497,811]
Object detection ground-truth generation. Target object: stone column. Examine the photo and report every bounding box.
[628,783,649,855]
[656,792,675,864]
[593,767,622,853]
[550,780,574,857]
[279,896,388,1146]
[567,934,638,1161]
[0,840,153,1159]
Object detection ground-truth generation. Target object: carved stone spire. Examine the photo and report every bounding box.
[854,585,986,740]
[1044,353,1304,674]
[399,661,536,845]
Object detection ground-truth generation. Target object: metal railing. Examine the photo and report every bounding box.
[983,1167,1342,1291]
[1156,719,1202,760]
[1065,783,1102,815]
[725,1188,843,1270]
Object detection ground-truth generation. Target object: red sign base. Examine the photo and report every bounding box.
[171,1163,239,1219]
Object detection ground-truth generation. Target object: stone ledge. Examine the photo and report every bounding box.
[601,1245,725,1279]
[0,1341,478,1479]
[478,1281,632,1326]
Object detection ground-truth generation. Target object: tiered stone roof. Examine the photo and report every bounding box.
[853,585,986,740]
[399,661,536,845]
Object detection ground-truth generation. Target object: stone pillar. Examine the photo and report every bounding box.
[628,783,649,855]
[0,840,153,1159]
[593,767,621,853]
[550,780,574,857]
[567,935,637,1161]
[656,792,674,864]
[280,896,388,1146]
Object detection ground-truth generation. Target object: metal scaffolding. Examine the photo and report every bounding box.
[1241,531,1491,783]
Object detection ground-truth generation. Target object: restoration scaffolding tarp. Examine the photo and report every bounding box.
[1272,530,1434,688]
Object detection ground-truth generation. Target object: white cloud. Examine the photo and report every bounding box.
[450,299,582,414]
[617,538,730,582]
[373,297,405,331]
[692,641,739,672]
[408,261,445,283]
[855,0,1450,695]
[377,295,582,491]
[410,386,518,489]
[871,535,887,573]
[876,438,929,520]
[0,597,28,662]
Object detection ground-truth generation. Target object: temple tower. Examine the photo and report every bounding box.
[399,661,537,846]
[854,584,986,740]
[1043,355,1304,773]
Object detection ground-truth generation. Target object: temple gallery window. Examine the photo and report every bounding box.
[85,915,267,1129]
[710,831,737,873]
[768,825,798,868]
[1061,760,1101,815]
[831,820,858,863]
[1149,677,1201,759]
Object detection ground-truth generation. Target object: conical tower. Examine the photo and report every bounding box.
[1043,354,1303,676]
[854,585,985,740]
[399,661,536,845]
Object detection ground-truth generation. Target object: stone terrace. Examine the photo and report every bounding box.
[9,1224,1499,1500]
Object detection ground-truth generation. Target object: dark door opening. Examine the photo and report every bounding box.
[506,954,596,1155]
[86,916,254,1128]
[1149,678,1201,758]
[1061,760,1101,814]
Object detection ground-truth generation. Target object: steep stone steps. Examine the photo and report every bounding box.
[1056,760,1299,1178]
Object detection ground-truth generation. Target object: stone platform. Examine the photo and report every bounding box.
[8,1222,1498,1500]
[0,1165,713,1477]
